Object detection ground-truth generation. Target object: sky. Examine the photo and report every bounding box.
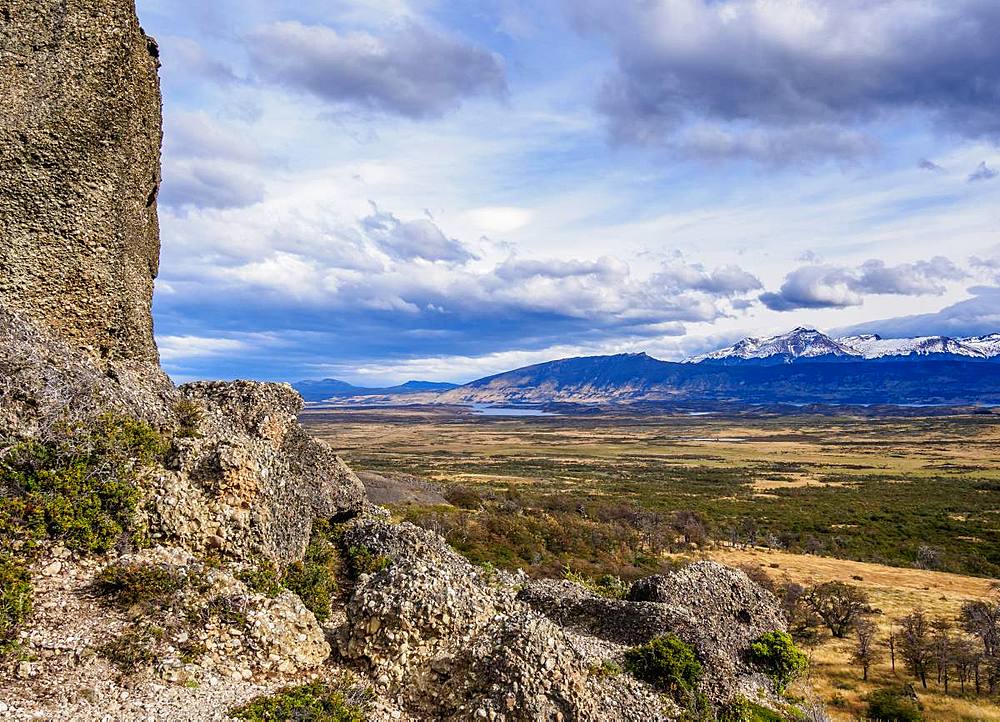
[136,0,1000,385]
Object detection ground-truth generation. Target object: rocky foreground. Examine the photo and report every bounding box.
[0,1,795,720]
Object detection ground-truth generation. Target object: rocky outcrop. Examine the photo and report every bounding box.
[0,0,164,374]
[519,562,787,706]
[338,518,678,720]
[0,0,795,719]
[152,381,366,563]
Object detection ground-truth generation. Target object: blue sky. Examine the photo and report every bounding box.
[137,0,1000,385]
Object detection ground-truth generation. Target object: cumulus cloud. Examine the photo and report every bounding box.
[363,205,477,263]
[156,335,249,361]
[159,161,267,211]
[761,257,968,311]
[568,0,1000,159]
[969,162,998,182]
[248,21,507,118]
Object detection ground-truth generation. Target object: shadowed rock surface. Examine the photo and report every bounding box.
[0,0,163,374]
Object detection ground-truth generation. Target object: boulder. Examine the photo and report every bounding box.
[518,562,787,706]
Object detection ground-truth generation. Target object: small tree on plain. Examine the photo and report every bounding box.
[852,619,883,681]
[898,610,934,689]
[803,581,873,638]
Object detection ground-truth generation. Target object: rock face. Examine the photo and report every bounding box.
[153,381,366,563]
[338,518,676,720]
[519,562,787,706]
[0,0,163,372]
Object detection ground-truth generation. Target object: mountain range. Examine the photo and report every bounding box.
[297,329,1000,407]
[292,378,457,402]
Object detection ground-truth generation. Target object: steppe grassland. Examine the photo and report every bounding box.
[303,407,1000,720]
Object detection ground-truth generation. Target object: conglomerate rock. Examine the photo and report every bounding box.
[151,381,366,563]
[0,0,163,375]
[338,518,675,721]
[518,562,787,706]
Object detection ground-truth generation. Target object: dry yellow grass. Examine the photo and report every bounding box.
[703,547,1000,721]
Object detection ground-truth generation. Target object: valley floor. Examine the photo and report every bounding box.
[303,406,1000,720]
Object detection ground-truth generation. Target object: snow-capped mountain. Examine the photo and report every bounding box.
[963,333,1000,357]
[688,328,860,364]
[688,329,1000,363]
[836,334,986,360]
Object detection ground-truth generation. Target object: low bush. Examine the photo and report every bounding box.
[97,627,163,674]
[230,682,368,722]
[0,413,163,554]
[719,696,784,722]
[93,562,192,609]
[748,631,808,693]
[623,634,702,698]
[0,554,32,653]
[237,561,284,598]
[344,544,391,578]
[564,568,629,599]
[866,687,923,721]
[282,521,343,622]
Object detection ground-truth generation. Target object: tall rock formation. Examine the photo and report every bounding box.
[0,0,163,372]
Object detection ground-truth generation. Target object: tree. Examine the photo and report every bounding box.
[852,619,883,681]
[670,510,708,547]
[803,581,873,638]
[931,618,953,693]
[953,637,981,695]
[898,610,934,689]
[960,597,1000,695]
[883,622,897,673]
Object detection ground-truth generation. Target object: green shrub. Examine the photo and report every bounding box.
[345,544,391,578]
[172,399,204,439]
[623,635,702,698]
[748,631,808,694]
[0,554,32,653]
[282,523,343,622]
[237,561,284,598]
[93,562,191,609]
[719,696,784,722]
[230,682,368,722]
[866,688,923,722]
[564,567,629,599]
[0,413,163,554]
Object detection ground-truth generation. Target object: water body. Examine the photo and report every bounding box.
[471,404,555,417]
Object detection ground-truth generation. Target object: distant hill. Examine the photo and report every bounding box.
[436,330,1000,406]
[293,378,458,402]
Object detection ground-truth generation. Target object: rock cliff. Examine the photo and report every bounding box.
[0,0,163,373]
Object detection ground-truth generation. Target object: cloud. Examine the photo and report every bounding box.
[363,205,477,263]
[157,335,249,361]
[159,161,267,211]
[652,263,762,297]
[569,0,1000,158]
[919,159,943,172]
[761,257,967,311]
[834,286,1000,339]
[248,20,507,118]
[969,161,998,182]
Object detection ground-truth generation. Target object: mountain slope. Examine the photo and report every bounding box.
[439,345,1000,406]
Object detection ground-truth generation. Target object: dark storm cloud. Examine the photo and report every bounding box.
[569,0,1000,158]
[761,257,967,311]
[248,20,507,118]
